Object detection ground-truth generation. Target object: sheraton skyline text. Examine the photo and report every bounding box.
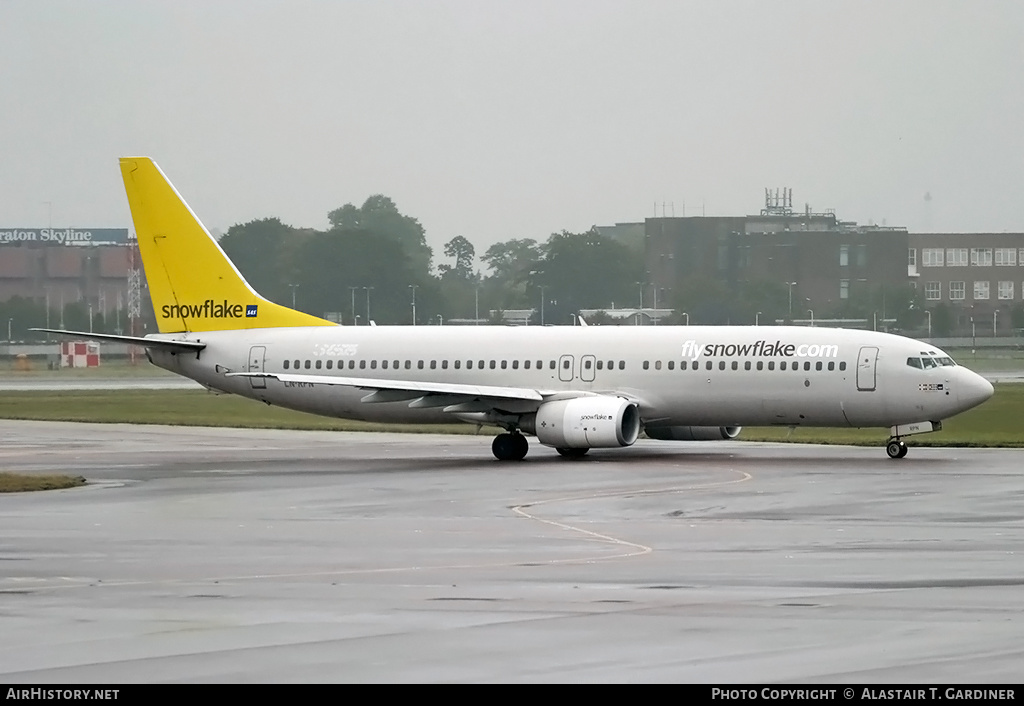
[32,157,994,461]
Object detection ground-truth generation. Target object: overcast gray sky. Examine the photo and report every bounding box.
[2,1,1022,259]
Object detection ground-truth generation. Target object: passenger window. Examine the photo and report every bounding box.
[501,360,508,369]
[680,360,688,370]
[490,361,496,369]
[607,360,614,370]
[781,361,787,371]
[550,361,556,370]
[294,359,300,369]
[326,360,333,369]
[582,360,589,370]
[405,360,411,369]
[393,360,399,369]
[768,361,775,371]
[828,361,835,371]
[744,361,751,370]
[643,361,650,370]
[381,360,388,369]
[562,360,570,369]
[370,360,377,369]
[304,360,311,369]
[655,361,662,370]
[442,360,448,369]
[718,361,726,370]
[668,361,674,370]
[359,360,366,369]
[348,360,355,370]
[454,360,461,369]
[803,361,810,371]
[467,360,473,369]
[596,360,603,370]
[537,360,543,369]
[417,360,424,369]
[524,360,531,369]
[480,361,486,369]
[618,361,625,370]
[430,360,437,369]
[815,361,822,371]
[731,361,738,370]
[315,360,322,369]
[283,360,290,370]
[757,361,763,370]
[705,361,712,370]
[839,362,847,371]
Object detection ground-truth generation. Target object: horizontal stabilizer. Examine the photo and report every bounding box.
[29,328,207,352]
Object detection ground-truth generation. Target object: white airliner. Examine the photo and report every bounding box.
[35,158,994,461]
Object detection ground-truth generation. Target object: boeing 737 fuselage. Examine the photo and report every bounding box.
[34,158,995,461]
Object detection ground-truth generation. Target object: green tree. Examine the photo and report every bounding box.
[294,228,425,325]
[480,238,542,312]
[438,236,476,281]
[530,228,645,324]
[219,218,297,306]
[328,195,432,276]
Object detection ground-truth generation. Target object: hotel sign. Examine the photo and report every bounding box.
[0,228,131,245]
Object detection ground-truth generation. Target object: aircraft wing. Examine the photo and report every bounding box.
[29,328,207,352]
[223,371,623,415]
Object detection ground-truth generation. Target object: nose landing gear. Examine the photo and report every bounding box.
[886,439,908,459]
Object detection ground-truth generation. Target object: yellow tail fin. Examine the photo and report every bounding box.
[120,157,335,333]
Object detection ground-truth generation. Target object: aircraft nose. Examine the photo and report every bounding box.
[958,369,994,411]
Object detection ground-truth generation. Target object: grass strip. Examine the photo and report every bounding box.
[0,385,1020,447]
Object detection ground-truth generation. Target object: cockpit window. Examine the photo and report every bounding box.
[935,356,956,366]
[921,357,938,369]
[907,357,922,369]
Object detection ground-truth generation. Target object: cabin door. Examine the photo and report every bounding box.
[248,346,267,389]
[580,355,596,382]
[856,346,878,392]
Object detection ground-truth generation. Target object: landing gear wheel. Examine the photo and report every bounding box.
[492,433,529,461]
[556,447,589,459]
[886,440,908,459]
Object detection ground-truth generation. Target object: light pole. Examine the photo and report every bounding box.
[363,286,373,323]
[7,318,11,342]
[994,309,998,337]
[475,288,479,325]
[756,311,761,326]
[348,286,358,325]
[288,283,299,309]
[409,284,417,326]
[437,314,443,326]
[539,286,545,326]
[808,309,814,327]
[786,282,797,319]
[682,312,689,326]
[925,310,932,339]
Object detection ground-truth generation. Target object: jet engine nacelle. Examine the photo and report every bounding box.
[645,425,742,441]
[521,396,640,449]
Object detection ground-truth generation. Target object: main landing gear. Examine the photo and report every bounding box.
[492,432,529,461]
[886,438,909,459]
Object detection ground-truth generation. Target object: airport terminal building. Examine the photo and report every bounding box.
[642,191,1024,336]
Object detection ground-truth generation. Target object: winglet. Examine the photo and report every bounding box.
[120,157,335,333]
